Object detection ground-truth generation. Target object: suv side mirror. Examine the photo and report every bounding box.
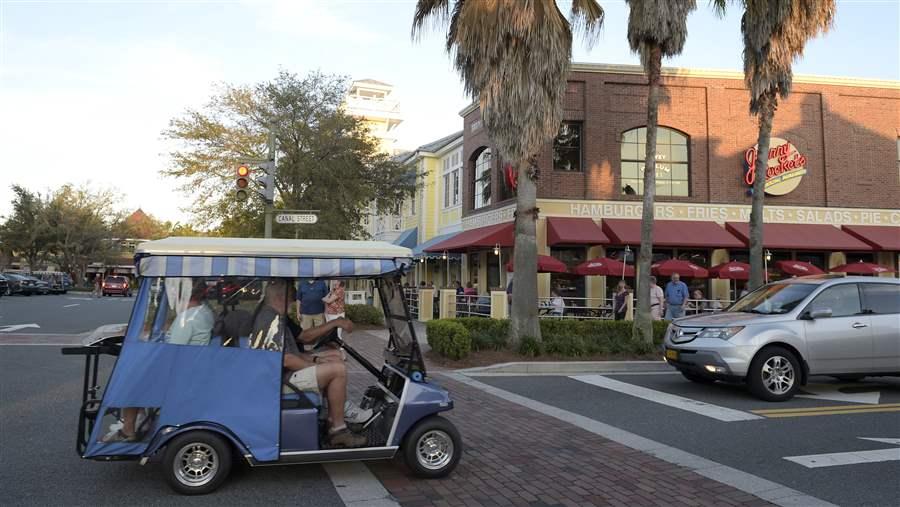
[807,308,833,320]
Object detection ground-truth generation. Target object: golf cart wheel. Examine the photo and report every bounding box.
[681,371,716,384]
[748,346,800,402]
[161,431,232,495]
[402,416,461,478]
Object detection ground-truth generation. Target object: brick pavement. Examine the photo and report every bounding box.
[343,331,772,507]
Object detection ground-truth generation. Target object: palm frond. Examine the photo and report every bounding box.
[411,0,451,41]
[709,0,728,17]
[569,0,605,47]
[625,0,697,71]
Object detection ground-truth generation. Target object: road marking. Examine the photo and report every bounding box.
[323,462,400,507]
[63,303,80,308]
[67,297,94,301]
[784,437,900,468]
[570,374,762,422]
[753,403,900,418]
[447,372,835,507]
[797,383,881,405]
[0,324,41,333]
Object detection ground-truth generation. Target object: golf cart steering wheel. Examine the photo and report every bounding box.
[311,327,342,350]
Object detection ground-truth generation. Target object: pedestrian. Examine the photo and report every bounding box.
[296,278,329,329]
[664,273,690,320]
[322,280,346,338]
[549,289,565,317]
[93,274,103,298]
[649,276,664,321]
[454,280,463,295]
[688,289,706,314]
[613,281,629,320]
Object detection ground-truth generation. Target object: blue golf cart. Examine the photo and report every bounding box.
[62,237,461,494]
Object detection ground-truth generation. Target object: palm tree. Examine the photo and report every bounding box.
[714,0,834,289]
[412,0,603,346]
[625,0,696,349]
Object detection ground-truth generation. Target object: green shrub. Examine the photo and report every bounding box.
[454,317,509,350]
[426,320,472,360]
[345,304,384,326]
[518,336,543,357]
[543,334,587,357]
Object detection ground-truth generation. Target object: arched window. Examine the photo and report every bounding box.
[620,127,689,197]
[473,148,492,209]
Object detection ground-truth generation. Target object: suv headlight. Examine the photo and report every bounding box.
[696,326,744,340]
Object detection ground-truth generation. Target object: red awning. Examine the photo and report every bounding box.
[506,255,568,273]
[546,217,609,246]
[841,225,900,251]
[830,262,895,275]
[725,223,872,251]
[425,222,514,253]
[651,259,709,278]
[573,257,635,277]
[709,261,751,281]
[601,219,745,249]
[775,260,825,276]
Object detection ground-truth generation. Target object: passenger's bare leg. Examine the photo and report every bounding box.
[122,407,139,436]
[316,362,347,429]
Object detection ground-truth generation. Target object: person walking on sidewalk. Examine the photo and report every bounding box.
[296,279,329,329]
[649,276,664,321]
[664,273,690,320]
[323,280,346,336]
[613,281,629,320]
[93,274,103,298]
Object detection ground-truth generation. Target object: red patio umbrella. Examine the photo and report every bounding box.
[651,259,709,278]
[829,262,895,275]
[709,261,751,280]
[774,260,824,276]
[573,257,635,277]
[506,254,568,273]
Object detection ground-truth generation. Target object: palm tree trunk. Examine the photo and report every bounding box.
[749,91,775,290]
[633,44,661,348]
[509,158,541,347]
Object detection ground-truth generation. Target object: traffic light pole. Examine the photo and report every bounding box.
[264,129,275,239]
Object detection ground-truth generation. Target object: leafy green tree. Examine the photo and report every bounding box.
[163,70,416,239]
[412,0,604,346]
[625,0,696,348]
[714,0,834,289]
[0,185,51,271]
[44,184,119,283]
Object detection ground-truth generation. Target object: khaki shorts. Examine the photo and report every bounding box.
[301,313,325,329]
[284,366,319,394]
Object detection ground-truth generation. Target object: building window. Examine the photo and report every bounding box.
[443,149,462,208]
[553,122,582,172]
[620,127,689,197]
[473,149,492,209]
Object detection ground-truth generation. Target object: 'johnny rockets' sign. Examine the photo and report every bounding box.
[744,138,807,196]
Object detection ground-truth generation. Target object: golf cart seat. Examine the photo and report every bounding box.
[281,391,322,409]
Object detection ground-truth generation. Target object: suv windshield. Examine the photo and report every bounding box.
[730,283,817,315]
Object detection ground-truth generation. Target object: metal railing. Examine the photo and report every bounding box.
[683,298,733,315]
[403,288,419,320]
[455,293,491,318]
[537,296,615,320]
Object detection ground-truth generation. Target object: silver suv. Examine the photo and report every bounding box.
[664,275,900,401]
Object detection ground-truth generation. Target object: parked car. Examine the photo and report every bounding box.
[102,276,132,297]
[664,275,900,401]
[0,274,8,297]
[33,271,68,294]
[23,275,51,295]
[2,273,39,296]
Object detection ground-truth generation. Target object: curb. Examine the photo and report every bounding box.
[457,360,673,376]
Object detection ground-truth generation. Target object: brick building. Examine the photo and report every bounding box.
[425,63,900,304]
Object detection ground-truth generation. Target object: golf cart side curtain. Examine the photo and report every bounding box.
[602,219,745,249]
[138,256,412,278]
[725,222,874,251]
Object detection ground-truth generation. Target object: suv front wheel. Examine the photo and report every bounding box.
[748,346,801,402]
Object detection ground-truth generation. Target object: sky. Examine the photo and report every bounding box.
[1,0,898,224]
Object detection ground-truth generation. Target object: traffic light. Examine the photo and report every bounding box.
[236,164,250,201]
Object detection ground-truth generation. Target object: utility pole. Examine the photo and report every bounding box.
[264,128,276,239]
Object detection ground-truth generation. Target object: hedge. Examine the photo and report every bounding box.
[345,304,384,326]
[425,320,472,360]
[427,318,669,359]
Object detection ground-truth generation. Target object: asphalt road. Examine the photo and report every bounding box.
[477,372,900,507]
[0,293,134,334]
[0,346,345,506]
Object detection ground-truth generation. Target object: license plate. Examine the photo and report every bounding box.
[665,349,679,361]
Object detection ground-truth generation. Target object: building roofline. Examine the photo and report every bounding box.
[458,63,900,117]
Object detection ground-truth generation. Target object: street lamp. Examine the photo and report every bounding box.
[494,243,502,290]
[442,250,449,287]
[764,250,772,284]
[622,245,632,280]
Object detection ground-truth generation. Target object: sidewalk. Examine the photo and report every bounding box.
[344,331,771,507]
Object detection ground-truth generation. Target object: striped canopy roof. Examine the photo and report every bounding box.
[135,237,412,278]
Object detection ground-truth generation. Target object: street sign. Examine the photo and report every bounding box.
[275,213,318,225]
